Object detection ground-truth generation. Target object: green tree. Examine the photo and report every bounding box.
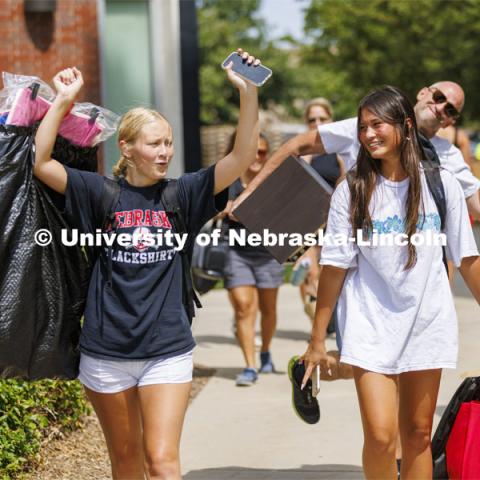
[302,0,480,123]
[197,0,300,124]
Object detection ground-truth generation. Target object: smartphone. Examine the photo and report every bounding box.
[312,365,321,398]
[221,52,272,87]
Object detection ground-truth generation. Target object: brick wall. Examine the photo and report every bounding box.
[0,0,100,105]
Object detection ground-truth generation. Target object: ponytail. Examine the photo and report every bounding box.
[112,155,128,177]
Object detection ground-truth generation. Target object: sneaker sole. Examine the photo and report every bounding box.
[236,380,256,387]
[287,356,310,424]
[288,355,320,425]
[259,364,275,374]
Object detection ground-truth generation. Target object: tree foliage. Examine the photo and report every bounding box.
[197,0,300,124]
[197,0,480,125]
[302,0,480,123]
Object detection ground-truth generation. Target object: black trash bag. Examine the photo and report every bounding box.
[41,131,99,213]
[0,124,90,379]
[52,133,98,172]
[432,376,480,479]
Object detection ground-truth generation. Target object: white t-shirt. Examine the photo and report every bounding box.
[320,170,478,374]
[319,117,480,198]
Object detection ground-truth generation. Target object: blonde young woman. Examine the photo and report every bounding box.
[34,49,260,479]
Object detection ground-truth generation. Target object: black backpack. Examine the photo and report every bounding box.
[347,134,448,272]
[419,134,448,272]
[93,177,201,325]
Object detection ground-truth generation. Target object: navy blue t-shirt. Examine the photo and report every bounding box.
[64,165,227,361]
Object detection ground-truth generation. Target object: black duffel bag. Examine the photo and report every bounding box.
[0,124,91,379]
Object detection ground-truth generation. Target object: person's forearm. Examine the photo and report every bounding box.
[231,87,259,171]
[234,129,324,205]
[466,192,480,221]
[310,265,347,345]
[34,95,71,168]
[459,256,480,304]
[214,87,258,194]
[458,131,474,168]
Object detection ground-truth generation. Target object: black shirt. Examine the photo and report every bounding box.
[64,165,227,360]
[310,153,340,188]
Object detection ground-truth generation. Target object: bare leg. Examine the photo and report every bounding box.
[228,286,258,368]
[353,367,398,479]
[447,259,455,285]
[257,287,279,353]
[85,386,144,479]
[299,248,321,323]
[398,369,441,479]
[139,383,191,480]
[395,386,402,471]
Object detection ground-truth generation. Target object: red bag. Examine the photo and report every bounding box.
[446,400,480,479]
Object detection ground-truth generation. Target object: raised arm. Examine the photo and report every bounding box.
[213,50,259,195]
[34,67,84,194]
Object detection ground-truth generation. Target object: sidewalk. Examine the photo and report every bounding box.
[181,283,480,479]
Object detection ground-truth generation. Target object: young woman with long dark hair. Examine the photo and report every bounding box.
[301,86,480,479]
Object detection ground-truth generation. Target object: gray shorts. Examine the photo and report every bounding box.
[224,248,284,290]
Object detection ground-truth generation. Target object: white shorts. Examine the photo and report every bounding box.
[78,350,193,394]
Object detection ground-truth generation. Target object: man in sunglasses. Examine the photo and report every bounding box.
[414,82,463,137]
[231,81,480,219]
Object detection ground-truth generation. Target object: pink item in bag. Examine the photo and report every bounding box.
[58,110,103,147]
[6,87,51,126]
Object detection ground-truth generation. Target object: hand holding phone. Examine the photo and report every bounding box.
[222,51,272,87]
[312,365,321,398]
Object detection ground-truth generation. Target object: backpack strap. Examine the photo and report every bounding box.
[419,134,448,274]
[98,177,122,232]
[161,179,202,324]
[93,177,122,287]
[418,134,446,229]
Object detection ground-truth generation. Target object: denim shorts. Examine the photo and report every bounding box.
[78,350,193,394]
[224,248,284,290]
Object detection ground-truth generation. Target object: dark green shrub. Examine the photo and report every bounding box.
[0,379,90,477]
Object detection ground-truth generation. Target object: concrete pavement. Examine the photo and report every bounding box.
[181,281,480,479]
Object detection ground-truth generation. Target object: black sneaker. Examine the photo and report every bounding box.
[287,355,320,425]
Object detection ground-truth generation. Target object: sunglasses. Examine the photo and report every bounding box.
[428,87,460,120]
[308,116,330,124]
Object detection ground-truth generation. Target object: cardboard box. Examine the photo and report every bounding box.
[233,156,333,263]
